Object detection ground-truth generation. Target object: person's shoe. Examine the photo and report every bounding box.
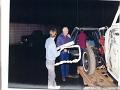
[48,86,60,89]
[54,86,60,89]
[48,86,53,89]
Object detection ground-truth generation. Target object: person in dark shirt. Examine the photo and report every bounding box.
[77,30,87,66]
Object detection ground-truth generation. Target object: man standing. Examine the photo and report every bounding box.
[56,27,71,81]
[77,30,87,66]
[45,27,61,89]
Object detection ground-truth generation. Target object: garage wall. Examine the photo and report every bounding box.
[9,23,48,45]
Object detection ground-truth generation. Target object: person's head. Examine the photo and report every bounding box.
[49,27,57,38]
[62,27,69,36]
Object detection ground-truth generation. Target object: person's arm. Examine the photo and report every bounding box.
[67,34,71,38]
[51,42,60,58]
[85,33,87,41]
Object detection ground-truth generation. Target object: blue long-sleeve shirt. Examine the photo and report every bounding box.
[56,33,71,47]
[45,37,60,60]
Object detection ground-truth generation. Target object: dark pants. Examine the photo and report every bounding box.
[60,52,69,79]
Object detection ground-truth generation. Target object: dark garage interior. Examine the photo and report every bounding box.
[9,0,119,89]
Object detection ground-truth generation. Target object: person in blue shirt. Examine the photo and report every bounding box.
[56,27,71,81]
[45,27,62,89]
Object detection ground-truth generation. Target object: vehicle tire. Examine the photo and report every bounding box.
[82,43,96,75]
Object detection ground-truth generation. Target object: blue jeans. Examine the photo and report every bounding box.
[60,52,69,79]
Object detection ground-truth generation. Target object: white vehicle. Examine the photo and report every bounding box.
[105,6,120,83]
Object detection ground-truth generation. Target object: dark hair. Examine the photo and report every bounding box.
[49,27,57,32]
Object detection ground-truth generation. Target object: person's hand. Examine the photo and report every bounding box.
[67,34,71,38]
[64,49,67,52]
[59,47,64,52]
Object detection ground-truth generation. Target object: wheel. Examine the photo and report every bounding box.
[82,44,96,75]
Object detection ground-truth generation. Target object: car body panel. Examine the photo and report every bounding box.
[105,6,120,82]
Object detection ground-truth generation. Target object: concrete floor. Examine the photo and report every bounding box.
[8,83,83,89]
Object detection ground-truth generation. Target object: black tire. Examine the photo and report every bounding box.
[82,44,96,75]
